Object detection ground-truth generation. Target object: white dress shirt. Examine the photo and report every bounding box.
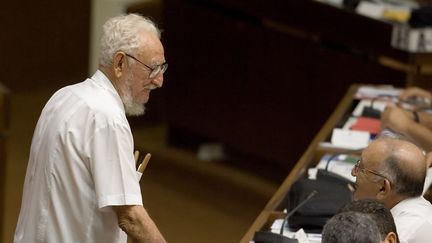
[391,196,432,243]
[14,70,142,243]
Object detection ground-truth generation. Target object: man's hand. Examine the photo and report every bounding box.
[381,105,415,134]
[400,87,432,101]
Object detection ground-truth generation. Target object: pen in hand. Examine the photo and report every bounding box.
[137,152,151,173]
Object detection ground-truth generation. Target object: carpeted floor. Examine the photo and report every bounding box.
[2,88,278,243]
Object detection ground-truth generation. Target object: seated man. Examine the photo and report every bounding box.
[322,211,382,243]
[351,137,432,243]
[339,199,398,243]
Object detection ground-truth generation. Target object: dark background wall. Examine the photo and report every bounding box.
[0,0,413,181]
[0,0,91,92]
[156,0,407,180]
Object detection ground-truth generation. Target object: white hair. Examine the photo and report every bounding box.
[99,14,160,67]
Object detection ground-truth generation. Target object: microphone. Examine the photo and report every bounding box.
[279,190,318,235]
[253,190,318,243]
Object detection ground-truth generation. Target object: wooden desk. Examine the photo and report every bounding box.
[240,84,359,242]
[0,83,10,241]
[241,83,432,242]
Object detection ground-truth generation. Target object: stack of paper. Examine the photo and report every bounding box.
[314,153,359,182]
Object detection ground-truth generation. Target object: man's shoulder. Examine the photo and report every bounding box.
[69,79,122,112]
[395,197,432,220]
[47,79,125,125]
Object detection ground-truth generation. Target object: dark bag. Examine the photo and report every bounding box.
[285,170,353,232]
[410,6,432,28]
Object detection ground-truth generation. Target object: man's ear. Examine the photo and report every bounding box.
[383,232,398,243]
[376,178,392,200]
[113,52,127,79]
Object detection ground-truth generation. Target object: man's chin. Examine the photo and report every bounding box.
[120,91,146,116]
[125,104,145,116]
[352,187,360,200]
[352,192,360,200]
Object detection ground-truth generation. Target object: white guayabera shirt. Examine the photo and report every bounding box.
[14,70,142,243]
[391,196,432,243]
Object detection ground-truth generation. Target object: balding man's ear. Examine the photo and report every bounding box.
[113,52,127,79]
[384,232,398,243]
[377,179,392,199]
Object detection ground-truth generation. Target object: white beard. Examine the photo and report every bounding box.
[119,75,145,116]
[122,88,145,116]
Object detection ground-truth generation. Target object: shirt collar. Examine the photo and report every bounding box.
[90,70,125,113]
[391,196,426,215]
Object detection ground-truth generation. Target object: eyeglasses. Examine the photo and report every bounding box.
[352,160,391,183]
[125,53,168,79]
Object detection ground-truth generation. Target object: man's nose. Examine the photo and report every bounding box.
[152,73,164,88]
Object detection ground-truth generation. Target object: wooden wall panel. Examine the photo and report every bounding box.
[0,83,9,241]
[160,0,405,177]
[0,0,90,91]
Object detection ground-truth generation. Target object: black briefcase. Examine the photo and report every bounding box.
[285,170,354,232]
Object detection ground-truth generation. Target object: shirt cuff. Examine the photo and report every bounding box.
[98,194,143,211]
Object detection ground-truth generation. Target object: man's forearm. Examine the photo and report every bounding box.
[406,123,432,152]
[418,112,432,130]
[115,205,166,243]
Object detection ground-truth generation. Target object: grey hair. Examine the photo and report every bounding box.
[339,199,399,242]
[384,155,425,197]
[99,14,160,67]
[322,212,382,243]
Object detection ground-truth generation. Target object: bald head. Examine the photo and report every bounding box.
[365,137,426,197]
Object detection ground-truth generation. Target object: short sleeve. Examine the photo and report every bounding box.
[87,122,142,210]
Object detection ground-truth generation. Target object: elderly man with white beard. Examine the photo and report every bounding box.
[14,14,167,243]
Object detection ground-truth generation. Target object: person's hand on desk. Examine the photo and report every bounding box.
[400,87,432,101]
[399,87,432,110]
[381,105,416,134]
[381,104,432,152]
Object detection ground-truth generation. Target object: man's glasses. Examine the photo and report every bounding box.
[125,53,168,79]
[352,160,391,184]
